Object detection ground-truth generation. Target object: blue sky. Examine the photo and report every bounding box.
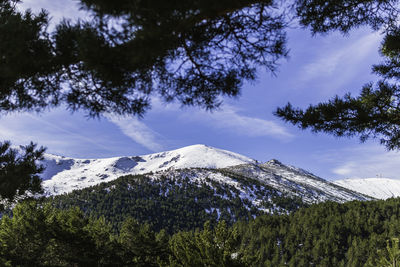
[4,0,400,180]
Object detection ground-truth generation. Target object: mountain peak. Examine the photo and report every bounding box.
[41,144,255,195]
[39,144,371,204]
[266,159,282,165]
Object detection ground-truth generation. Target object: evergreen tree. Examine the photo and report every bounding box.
[169,220,243,267]
[2,0,400,149]
[0,141,45,209]
[294,0,399,34]
[368,238,400,267]
[2,0,400,150]
[0,0,59,113]
[119,218,169,266]
[276,0,400,150]
[1,0,288,117]
[0,200,123,266]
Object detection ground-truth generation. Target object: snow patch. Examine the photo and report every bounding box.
[334,178,400,199]
[41,144,255,195]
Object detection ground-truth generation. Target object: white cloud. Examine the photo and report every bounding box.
[106,115,165,152]
[324,144,400,179]
[180,104,294,141]
[0,112,112,155]
[299,31,381,88]
[151,97,293,141]
[208,105,293,139]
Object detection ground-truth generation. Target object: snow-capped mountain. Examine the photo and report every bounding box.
[224,160,371,203]
[40,144,370,204]
[334,178,400,199]
[41,144,255,195]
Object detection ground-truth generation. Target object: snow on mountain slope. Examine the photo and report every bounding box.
[224,160,371,203]
[334,178,400,199]
[41,144,255,195]
[40,144,371,203]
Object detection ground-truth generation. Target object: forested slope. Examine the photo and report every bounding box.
[2,196,400,266]
[48,169,304,233]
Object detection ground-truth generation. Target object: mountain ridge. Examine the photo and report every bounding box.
[334,178,400,199]
[40,144,371,207]
[41,144,256,195]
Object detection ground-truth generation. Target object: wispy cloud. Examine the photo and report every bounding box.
[208,105,293,140]
[106,115,165,152]
[151,96,293,141]
[319,144,400,179]
[298,31,381,91]
[0,111,113,156]
[180,104,294,141]
[26,114,112,151]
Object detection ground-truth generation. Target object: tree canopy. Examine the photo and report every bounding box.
[0,0,57,113]
[1,0,288,117]
[1,0,400,148]
[276,0,400,150]
[0,141,45,208]
[4,192,400,266]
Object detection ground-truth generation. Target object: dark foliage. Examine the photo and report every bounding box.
[59,0,288,117]
[169,220,243,266]
[275,81,400,150]
[0,0,59,113]
[0,201,126,266]
[48,170,304,233]
[0,200,241,266]
[1,0,288,117]
[295,0,400,33]
[277,0,400,150]
[2,0,400,150]
[3,194,400,266]
[0,141,45,207]
[237,198,400,266]
[119,218,170,266]
[275,30,400,150]
[3,0,400,150]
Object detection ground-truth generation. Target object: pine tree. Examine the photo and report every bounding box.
[369,238,400,267]
[275,34,400,150]
[0,201,122,266]
[1,0,289,117]
[169,220,242,266]
[3,0,400,149]
[119,218,169,266]
[0,0,58,113]
[0,141,45,209]
[276,0,400,150]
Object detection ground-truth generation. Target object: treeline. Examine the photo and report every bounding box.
[236,198,400,266]
[3,197,400,266]
[48,171,303,233]
[0,201,168,266]
[0,201,241,266]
